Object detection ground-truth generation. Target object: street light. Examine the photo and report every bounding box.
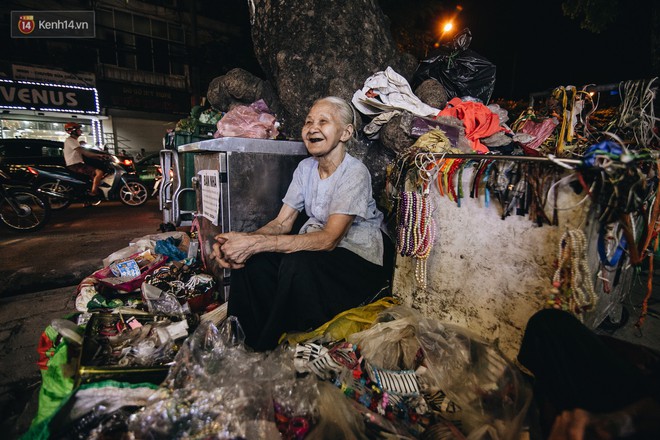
[430,5,463,52]
[433,20,455,48]
[437,4,463,42]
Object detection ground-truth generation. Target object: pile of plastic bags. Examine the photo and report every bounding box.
[29,302,532,439]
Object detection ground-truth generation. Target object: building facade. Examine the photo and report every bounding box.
[0,0,253,155]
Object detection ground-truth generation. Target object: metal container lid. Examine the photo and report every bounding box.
[178,137,308,155]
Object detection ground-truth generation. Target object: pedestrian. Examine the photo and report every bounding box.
[212,96,393,351]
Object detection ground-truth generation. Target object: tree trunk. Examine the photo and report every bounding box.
[248,0,417,137]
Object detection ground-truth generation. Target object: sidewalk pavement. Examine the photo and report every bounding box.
[0,286,78,439]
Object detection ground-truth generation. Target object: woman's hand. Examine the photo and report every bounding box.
[212,234,246,269]
[549,409,593,440]
[213,232,257,269]
[549,408,637,440]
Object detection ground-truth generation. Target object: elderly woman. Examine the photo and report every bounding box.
[212,96,393,351]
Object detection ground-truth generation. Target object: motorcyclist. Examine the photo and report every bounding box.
[63,122,109,196]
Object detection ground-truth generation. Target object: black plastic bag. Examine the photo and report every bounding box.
[412,28,497,104]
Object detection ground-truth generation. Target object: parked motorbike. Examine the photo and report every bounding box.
[0,165,50,232]
[29,158,149,210]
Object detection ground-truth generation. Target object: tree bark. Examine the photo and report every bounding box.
[248,0,417,137]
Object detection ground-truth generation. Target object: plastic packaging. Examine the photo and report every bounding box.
[90,320,179,368]
[281,296,399,346]
[93,251,168,293]
[128,318,311,439]
[214,99,280,139]
[305,381,369,440]
[345,306,532,439]
[41,303,532,439]
[103,231,189,268]
[407,308,532,440]
[348,317,419,370]
[24,380,158,440]
[141,283,188,316]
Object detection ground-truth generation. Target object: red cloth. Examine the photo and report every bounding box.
[438,97,503,153]
[37,330,55,370]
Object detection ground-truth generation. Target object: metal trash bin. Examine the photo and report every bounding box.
[175,137,308,295]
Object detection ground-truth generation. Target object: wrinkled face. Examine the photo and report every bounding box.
[301,101,352,157]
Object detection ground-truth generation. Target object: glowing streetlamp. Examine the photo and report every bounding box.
[430,5,463,52]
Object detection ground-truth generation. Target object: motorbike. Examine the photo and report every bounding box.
[28,157,149,210]
[0,165,51,232]
[150,164,172,197]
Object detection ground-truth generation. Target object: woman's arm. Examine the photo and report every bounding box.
[549,398,660,440]
[212,204,298,269]
[214,211,354,267]
[253,204,300,236]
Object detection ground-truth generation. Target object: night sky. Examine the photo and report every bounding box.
[455,0,657,99]
[223,0,657,101]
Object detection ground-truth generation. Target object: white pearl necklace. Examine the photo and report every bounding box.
[397,191,437,289]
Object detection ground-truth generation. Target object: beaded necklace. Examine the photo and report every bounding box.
[397,190,436,289]
[546,229,598,321]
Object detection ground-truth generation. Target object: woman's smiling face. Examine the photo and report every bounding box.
[301,101,351,157]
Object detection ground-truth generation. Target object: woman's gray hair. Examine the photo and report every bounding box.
[313,96,358,144]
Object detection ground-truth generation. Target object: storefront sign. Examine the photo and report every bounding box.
[12,64,96,86]
[99,81,190,115]
[199,169,220,226]
[0,78,99,113]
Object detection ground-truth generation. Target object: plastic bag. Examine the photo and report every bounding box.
[408,310,532,440]
[281,296,399,345]
[103,231,189,267]
[347,316,420,371]
[154,236,187,261]
[33,329,75,426]
[214,99,280,139]
[129,319,303,439]
[141,283,188,316]
[305,381,369,440]
[23,380,158,440]
[412,28,497,105]
[345,306,532,440]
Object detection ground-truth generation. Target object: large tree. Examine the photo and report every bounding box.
[244,0,416,136]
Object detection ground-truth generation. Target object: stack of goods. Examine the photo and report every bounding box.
[30,304,531,439]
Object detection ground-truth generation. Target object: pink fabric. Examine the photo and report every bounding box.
[438,97,503,153]
[518,118,559,150]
